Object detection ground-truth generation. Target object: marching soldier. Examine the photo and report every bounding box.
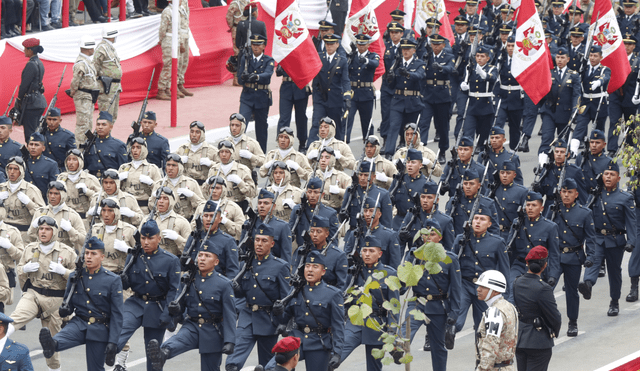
[116,220,181,371]
[475,270,518,371]
[545,178,596,336]
[316,147,352,211]
[289,177,340,246]
[482,127,524,185]
[226,223,290,370]
[0,219,24,312]
[242,189,292,264]
[617,0,640,45]
[150,187,191,257]
[0,313,33,369]
[39,236,124,371]
[150,154,204,221]
[462,0,488,33]
[380,22,404,146]
[94,24,122,122]
[361,136,396,190]
[146,246,236,371]
[346,34,379,143]
[579,161,636,316]
[224,113,266,175]
[306,117,356,172]
[27,182,86,252]
[260,127,311,188]
[276,64,311,152]
[176,121,220,185]
[13,216,77,371]
[83,111,128,179]
[309,34,352,144]
[88,169,144,227]
[195,176,246,241]
[567,26,586,72]
[12,38,46,143]
[496,37,526,151]
[440,136,488,198]
[384,38,426,157]
[390,148,428,230]
[24,132,60,200]
[445,168,500,236]
[118,137,163,213]
[312,20,347,57]
[238,34,275,153]
[393,124,443,177]
[91,198,138,277]
[452,208,510,332]
[207,141,256,211]
[138,111,171,170]
[0,117,22,177]
[0,157,46,241]
[41,108,77,172]
[575,130,613,193]
[57,149,101,228]
[402,219,461,368]
[264,162,303,223]
[341,235,398,371]
[70,35,100,144]
[340,161,393,229]
[492,161,528,241]
[627,180,640,303]
[292,215,348,290]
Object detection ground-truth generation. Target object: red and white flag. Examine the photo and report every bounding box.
[413,0,455,45]
[341,0,386,80]
[512,0,552,104]
[587,0,630,93]
[272,0,322,89]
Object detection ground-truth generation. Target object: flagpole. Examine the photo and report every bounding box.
[171,0,179,128]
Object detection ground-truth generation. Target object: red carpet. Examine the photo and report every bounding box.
[611,356,640,371]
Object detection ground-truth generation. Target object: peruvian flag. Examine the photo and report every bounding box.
[413,0,455,45]
[588,0,631,93]
[341,0,386,80]
[272,0,322,89]
[511,0,552,104]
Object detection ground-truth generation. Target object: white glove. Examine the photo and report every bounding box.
[538,153,549,167]
[0,237,12,249]
[422,158,432,167]
[283,198,295,209]
[633,96,640,105]
[0,191,8,201]
[139,175,153,185]
[162,229,179,240]
[590,80,601,90]
[30,218,40,229]
[264,160,274,169]
[48,262,67,276]
[375,172,389,183]
[227,174,242,185]
[460,82,469,91]
[285,160,299,171]
[180,155,189,164]
[120,206,135,218]
[60,219,72,232]
[329,185,340,194]
[307,149,319,159]
[118,172,129,181]
[220,215,229,225]
[88,206,101,216]
[239,149,253,159]
[334,150,342,160]
[22,262,40,273]
[113,239,130,253]
[177,188,195,198]
[17,192,30,205]
[476,64,487,79]
[199,157,213,167]
[570,138,581,156]
[75,183,88,193]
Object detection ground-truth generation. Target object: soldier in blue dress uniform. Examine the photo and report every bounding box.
[147,244,237,371]
[0,116,22,179]
[574,46,611,144]
[547,0,569,38]
[39,236,124,371]
[617,0,640,50]
[575,130,613,193]
[402,219,461,366]
[389,148,428,230]
[341,235,399,371]
[440,136,485,198]
[138,111,171,170]
[289,177,340,247]
[445,168,500,236]
[481,126,524,185]
[313,21,348,57]
[24,132,59,201]
[42,108,77,172]
[117,220,181,371]
[626,178,640,303]
[227,222,291,370]
[84,111,128,179]
[380,22,405,145]
[310,33,351,144]
[579,161,636,316]
[567,26,586,72]
[496,37,527,150]
[340,161,392,229]
[238,34,275,153]
[492,160,528,241]
[346,34,379,143]
[384,38,426,157]
[545,178,596,336]
[276,64,310,152]
[452,207,510,331]
[0,312,34,370]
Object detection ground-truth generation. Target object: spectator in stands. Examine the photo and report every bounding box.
[35,0,62,30]
[1,0,34,38]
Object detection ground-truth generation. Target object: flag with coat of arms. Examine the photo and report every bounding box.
[413,0,455,44]
[341,0,386,80]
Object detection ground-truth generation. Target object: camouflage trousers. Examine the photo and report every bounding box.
[74,93,94,144]
[97,85,121,123]
[158,37,189,90]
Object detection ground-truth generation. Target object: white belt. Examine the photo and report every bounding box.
[500,84,522,91]
[583,92,607,99]
[469,92,493,98]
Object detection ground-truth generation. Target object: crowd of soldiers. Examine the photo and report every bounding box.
[0,0,639,370]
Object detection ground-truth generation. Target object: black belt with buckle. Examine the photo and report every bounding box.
[417,293,448,301]
[78,314,109,324]
[134,292,166,302]
[463,276,478,284]
[5,222,29,232]
[561,245,581,253]
[302,325,331,334]
[598,229,626,236]
[31,286,66,297]
[494,360,513,367]
[247,303,273,312]
[188,315,222,324]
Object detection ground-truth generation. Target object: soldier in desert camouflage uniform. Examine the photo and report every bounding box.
[194,176,246,241]
[157,0,192,100]
[265,161,303,223]
[94,25,123,122]
[176,121,220,185]
[70,36,99,144]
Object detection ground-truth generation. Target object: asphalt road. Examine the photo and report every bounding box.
[9,108,640,371]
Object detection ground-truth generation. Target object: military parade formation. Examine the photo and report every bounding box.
[1,0,640,369]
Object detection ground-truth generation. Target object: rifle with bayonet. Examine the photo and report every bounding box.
[505,205,525,256]
[127,69,155,147]
[36,66,66,135]
[3,87,17,116]
[456,162,489,259]
[398,192,422,245]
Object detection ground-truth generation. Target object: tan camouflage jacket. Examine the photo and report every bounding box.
[223,135,266,169]
[57,171,101,214]
[17,241,77,290]
[476,296,518,371]
[153,210,191,256]
[206,161,256,203]
[149,175,205,220]
[259,149,312,188]
[307,138,356,171]
[176,142,220,182]
[0,180,45,226]
[266,184,303,223]
[118,161,163,201]
[92,220,137,273]
[393,142,443,177]
[70,53,98,98]
[192,198,246,241]
[90,190,144,227]
[93,39,122,93]
[27,204,87,252]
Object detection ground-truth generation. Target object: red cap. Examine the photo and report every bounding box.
[526,246,549,261]
[22,38,40,48]
[244,2,258,11]
[272,336,301,353]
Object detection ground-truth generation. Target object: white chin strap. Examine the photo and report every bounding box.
[484,289,494,302]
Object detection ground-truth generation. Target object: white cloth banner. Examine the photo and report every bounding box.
[4,16,199,63]
[260,0,336,29]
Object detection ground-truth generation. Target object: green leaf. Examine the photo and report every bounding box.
[374,269,388,278]
[399,353,414,364]
[380,332,395,344]
[443,255,452,265]
[413,228,429,243]
[364,280,380,294]
[366,317,382,331]
[381,356,393,366]
[371,348,385,359]
[357,293,372,307]
[372,271,385,280]
[425,261,443,274]
[406,296,418,302]
[348,304,372,326]
[385,275,402,291]
[422,242,447,263]
[409,309,427,321]
[382,343,395,352]
[397,261,424,286]
[382,297,401,314]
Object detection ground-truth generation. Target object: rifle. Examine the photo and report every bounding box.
[179,201,221,271]
[127,69,155,147]
[36,66,66,135]
[548,148,571,221]
[398,192,422,244]
[456,163,489,259]
[232,206,259,286]
[343,194,380,295]
[291,149,324,241]
[389,157,407,203]
[505,205,525,255]
[584,173,603,209]
[565,0,579,46]
[3,87,18,116]
[244,5,253,81]
[273,230,315,312]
